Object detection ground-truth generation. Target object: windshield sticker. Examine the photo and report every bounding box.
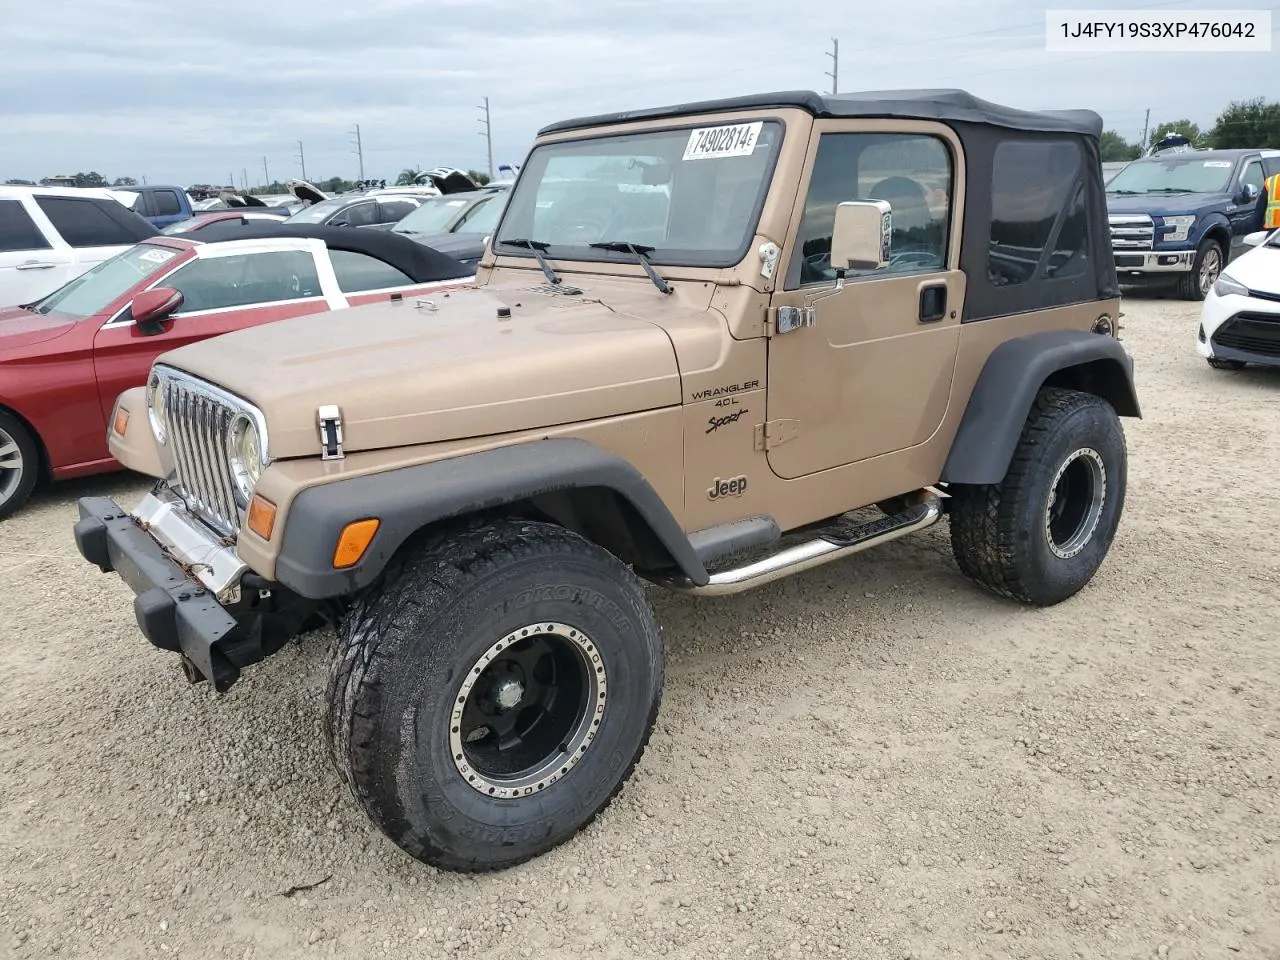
[139,249,176,263]
[683,122,763,161]
[1203,161,1232,167]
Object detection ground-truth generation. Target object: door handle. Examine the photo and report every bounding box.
[16,261,56,270]
[919,283,947,323]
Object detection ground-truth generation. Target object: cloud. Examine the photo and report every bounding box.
[0,0,1268,184]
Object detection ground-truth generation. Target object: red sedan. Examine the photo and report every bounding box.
[0,224,473,517]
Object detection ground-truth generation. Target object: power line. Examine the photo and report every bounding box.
[478,96,493,180]
[350,124,364,180]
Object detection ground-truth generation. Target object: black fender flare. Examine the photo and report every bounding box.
[273,437,707,599]
[940,329,1141,486]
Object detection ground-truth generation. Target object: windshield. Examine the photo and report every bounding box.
[494,120,783,267]
[1267,229,1280,248]
[31,243,181,318]
[1106,156,1235,195]
[284,198,351,224]
[456,195,506,234]
[393,196,474,234]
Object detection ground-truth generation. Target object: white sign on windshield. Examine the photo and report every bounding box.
[682,122,763,161]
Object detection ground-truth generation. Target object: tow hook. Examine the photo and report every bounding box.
[179,656,206,685]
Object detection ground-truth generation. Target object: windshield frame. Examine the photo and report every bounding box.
[1105,155,1238,196]
[492,116,788,270]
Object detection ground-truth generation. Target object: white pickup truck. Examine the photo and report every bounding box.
[0,186,158,306]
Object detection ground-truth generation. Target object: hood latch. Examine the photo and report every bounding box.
[318,405,345,461]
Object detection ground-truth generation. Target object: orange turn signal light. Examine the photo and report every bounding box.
[334,518,380,569]
[247,494,277,540]
[112,407,130,436]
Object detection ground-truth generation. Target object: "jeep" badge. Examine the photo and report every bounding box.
[707,475,748,500]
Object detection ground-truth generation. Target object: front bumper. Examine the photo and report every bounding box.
[74,494,244,691]
[1114,250,1195,274]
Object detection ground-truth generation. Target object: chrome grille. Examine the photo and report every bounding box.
[153,366,264,537]
[1109,214,1154,250]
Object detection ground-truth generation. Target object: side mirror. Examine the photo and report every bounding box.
[1242,230,1269,248]
[131,287,183,336]
[1240,182,1261,203]
[830,200,892,274]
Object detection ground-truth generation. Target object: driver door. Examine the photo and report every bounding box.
[764,121,965,480]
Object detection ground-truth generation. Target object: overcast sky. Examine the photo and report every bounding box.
[0,0,1272,186]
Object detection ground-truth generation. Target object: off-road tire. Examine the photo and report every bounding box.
[1175,237,1224,301]
[0,411,39,521]
[948,388,1126,606]
[325,517,664,873]
[1207,357,1246,371]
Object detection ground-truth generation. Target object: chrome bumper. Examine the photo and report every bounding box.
[134,486,248,603]
[1114,250,1195,273]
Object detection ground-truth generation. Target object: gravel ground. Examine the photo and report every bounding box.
[2,294,1278,960]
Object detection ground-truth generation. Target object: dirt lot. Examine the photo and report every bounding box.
[2,295,1278,960]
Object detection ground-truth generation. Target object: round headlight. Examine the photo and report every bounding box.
[147,372,167,444]
[228,415,263,503]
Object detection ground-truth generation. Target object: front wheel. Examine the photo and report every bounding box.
[1176,238,1224,301]
[0,412,39,521]
[325,518,664,872]
[948,388,1127,606]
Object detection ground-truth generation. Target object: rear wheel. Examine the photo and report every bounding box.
[325,518,663,872]
[1176,238,1223,301]
[948,388,1126,606]
[0,412,38,521]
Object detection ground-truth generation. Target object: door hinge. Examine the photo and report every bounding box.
[317,404,344,460]
[766,305,816,337]
[754,419,800,451]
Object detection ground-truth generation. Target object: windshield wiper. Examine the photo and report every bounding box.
[1146,187,1191,194]
[1107,189,1141,195]
[504,238,563,286]
[589,241,671,295]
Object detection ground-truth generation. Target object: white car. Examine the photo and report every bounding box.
[1197,228,1280,370]
[0,186,157,305]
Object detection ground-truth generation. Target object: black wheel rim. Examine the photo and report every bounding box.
[450,622,606,799]
[1045,447,1107,560]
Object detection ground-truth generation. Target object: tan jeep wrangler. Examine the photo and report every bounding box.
[75,89,1140,873]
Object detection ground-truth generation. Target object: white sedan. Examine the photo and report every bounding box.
[1197,228,1280,370]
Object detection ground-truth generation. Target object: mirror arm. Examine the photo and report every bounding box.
[804,267,846,308]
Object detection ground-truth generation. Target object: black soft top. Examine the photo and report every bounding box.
[187,222,474,282]
[539,88,1102,138]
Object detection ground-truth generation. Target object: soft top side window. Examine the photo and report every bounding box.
[987,140,1084,288]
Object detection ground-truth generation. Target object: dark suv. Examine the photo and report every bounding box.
[1105,148,1280,299]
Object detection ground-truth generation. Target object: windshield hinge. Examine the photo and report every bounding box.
[318,405,344,461]
[753,419,800,451]
[766,305,816,337]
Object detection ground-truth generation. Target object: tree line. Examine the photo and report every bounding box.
[1101,97,1280,162]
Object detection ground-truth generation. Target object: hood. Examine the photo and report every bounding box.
[420,167,481,195]
[287,178,329,204]
[1106,191,1226,216]
[398,230,487,261]
[156,284,684,458]
[0,305,77,352]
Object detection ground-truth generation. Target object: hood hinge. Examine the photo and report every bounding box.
[318,405,344,460]
[754,419,800,451]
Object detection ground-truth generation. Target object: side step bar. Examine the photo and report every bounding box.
[659,493,943,597]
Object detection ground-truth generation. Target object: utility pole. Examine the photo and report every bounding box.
[825,38,839,95]
[350,124,364,180]
[262,156,270,187]
[478,96,493,180]
[228,172,235,190]
[242,168,249,192]
[1140,108,1151,149]
[295,140,306,181]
